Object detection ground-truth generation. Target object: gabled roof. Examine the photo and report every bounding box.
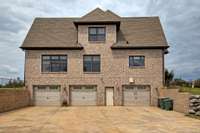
[20,8,168,50]
[111,17,168,49]
[79,8,120,22]
[73,8,121,28]
[21,18,83,50]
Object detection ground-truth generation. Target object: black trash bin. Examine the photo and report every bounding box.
[163,99,173,111]
[158,97,170,109]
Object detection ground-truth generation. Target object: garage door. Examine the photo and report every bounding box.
[123,85,150,106]
[34,85,61,106]
[70,85,97,106]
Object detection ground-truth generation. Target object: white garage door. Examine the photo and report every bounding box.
[34,85,61,106]
[70,85,97,106]
[123,85,150,106]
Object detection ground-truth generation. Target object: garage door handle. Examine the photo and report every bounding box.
[46,97,49,99]
[82,96,85,99]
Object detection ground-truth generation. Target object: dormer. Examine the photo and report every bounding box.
[74,8,120,44]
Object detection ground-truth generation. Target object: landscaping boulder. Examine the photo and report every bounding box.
[189,109,195,114]
[190,99,198,103]
[190,95,196,99]
[196,111,200,116]
[189,95,200,116]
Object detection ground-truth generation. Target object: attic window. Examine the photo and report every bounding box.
[88,27,105,42]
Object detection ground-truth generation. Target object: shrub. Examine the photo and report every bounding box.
[171,78,190,87]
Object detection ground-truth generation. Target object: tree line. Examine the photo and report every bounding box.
[0,77,24,88]
[165,69,200,88]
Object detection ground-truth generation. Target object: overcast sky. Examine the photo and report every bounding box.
[0,0,200,80]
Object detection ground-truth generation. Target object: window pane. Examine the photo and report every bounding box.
[42,60,51,72]
[133,56,144,66]
[97,35,105,41]
[129,56,144,67]
[88,27,105,41]
[98,28,105,34]
[134,56,141,60]
[92,62,100,72]
[51,56,59,60]
[83,55,100,72]
[129,57,134,67]
[51,63,60,72]
[89,35,97,41]
[89,28,97,35]
[60,56,67,60]
[37,85,47,90]
[43,56,50,60]
[60,63,67,71]
[42,55,67,72]
[93,56,100,61]
[49,85,60,90]
[84,56,92,61]
[84,61,92,72]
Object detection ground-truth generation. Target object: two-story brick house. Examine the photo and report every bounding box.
[20,8,169,106]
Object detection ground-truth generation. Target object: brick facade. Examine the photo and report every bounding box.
[25,24,165,106]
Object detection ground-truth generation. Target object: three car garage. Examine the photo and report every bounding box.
[33,85,150,106]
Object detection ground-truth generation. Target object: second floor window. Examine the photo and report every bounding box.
[88,27,105,42]
[42,55,67,72]
[83,55,100,72]
[129,56,145,67]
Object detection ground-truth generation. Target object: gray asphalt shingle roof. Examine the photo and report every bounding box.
[21,8,168,50]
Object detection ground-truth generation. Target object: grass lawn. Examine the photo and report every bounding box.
[179,86,200,95]
[0,87,25,91]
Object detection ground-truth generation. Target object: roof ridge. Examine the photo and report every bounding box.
[105,10,120,18]
[81,8,105,18]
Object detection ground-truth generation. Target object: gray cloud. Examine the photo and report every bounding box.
[0,0,199,80]
[0,64,18,78]
[145,0,200,80]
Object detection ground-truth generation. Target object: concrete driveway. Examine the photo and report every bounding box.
[0,107,200,133]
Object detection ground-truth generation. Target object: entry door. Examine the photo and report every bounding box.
[106,88,114,106]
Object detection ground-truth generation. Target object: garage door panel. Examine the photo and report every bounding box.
[34,85,61,106]
[70,86,97,106]
[123,85,150,106]
[123,91,135,106]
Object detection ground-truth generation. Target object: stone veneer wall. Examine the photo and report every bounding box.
[189,95,200,116]
[0,89,30,113]
[159,88,191,114]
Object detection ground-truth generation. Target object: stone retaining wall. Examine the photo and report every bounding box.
[189,95,200,116]
[0,89,30,113]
